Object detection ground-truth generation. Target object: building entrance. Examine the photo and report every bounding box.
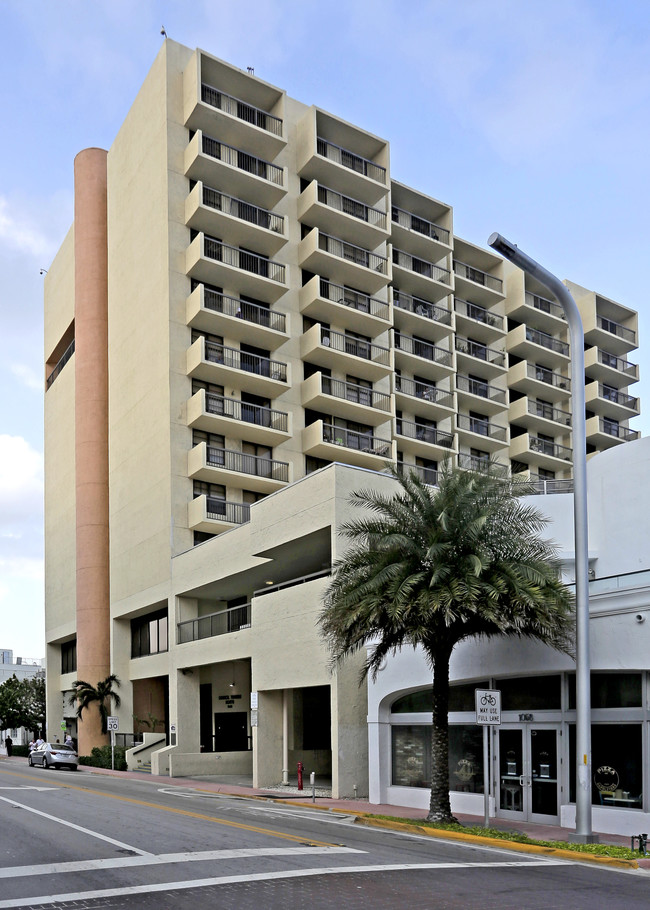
[214,712,249,752]
[497,725,561,824]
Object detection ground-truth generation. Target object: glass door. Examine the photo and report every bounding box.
[497,725,560,824]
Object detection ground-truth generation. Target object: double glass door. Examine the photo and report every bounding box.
[497,725,560,824]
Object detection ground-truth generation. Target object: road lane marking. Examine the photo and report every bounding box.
[0,787,56,791]
[0,846,364,879]
[0,795,151,856]
[0,769,336,847]
[0,860,574,908]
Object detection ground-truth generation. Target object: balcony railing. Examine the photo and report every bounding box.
[396,419,454,448]
[597,419,638,441]
[201,83,283,136]
[394,333,453,367]
[597,350,638,379]
[203,236,285,283]
[204,497,251,524]
[319,279,389,320]
[46,339,75,390]
[321,376,391,412]
[205,393,289,432]
[204,340,288,382]
[393,289,452,325]
[391,206,450,245]
[529,436,572,461]
[525,327,569,356]
[453,261,503,293]
[528,400,572,426]
[395,376,454,409]
[395,461,439,486]
[456,414,507,442]
[322,328,391,365]
[455,374,507,404]
[317,231,388,274]
[454,298,504,330]
[526,476,574,495]
[201,134,284,186]
[455,337,505,367]
[201,185,284,233]
[201,287,286,332]
[597,315,636,344]
[524,291,565,320]
[205,445,289,481]
[458,453,509,475]
[392,249,451,284]
[316,137,386,184]
[178,602,252,644]
[317,185,387,229]
[526,363,570,390]
[322,423,391,456]
[598,384,638,409]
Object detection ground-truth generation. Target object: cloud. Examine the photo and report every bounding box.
[10,364,42,393]
[0,435,43,562]
[0,197,59,261]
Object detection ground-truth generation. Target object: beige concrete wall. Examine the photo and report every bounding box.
[170,751,253,777]
[44,227,75,364]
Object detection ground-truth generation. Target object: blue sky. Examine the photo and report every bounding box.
[1,0,648,657]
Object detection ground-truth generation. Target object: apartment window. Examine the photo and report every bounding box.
[242,442,273,476]
[602,384,619,403]
[535,399,554,421]
[344,331,371,359]
[192,379,224,397]
[240,343,270,376]
[415,417,437,443]
[535,364,553,384]
[61,640,77,675]
[306,456,330,474]
[193,481,226,516]
[193,430,224,449]
[131,609,168,659]
[345,375,372,405]
[469,411,489,435]
[470,448,489,466]
[415,457,438,485]
[538,468,556,480]
[603,417,620,437]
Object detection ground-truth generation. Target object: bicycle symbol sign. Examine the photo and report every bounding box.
[475,689,501,725]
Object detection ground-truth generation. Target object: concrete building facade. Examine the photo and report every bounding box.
[44,41,640,790]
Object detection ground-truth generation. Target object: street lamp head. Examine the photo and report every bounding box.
[488,232,518,262]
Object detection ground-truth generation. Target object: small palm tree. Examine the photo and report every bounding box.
[320,464,574,823]
[69,675,121,735]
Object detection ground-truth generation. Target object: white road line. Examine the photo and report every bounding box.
[0,787,56,792]
[0,846,363,879]
[0,795,151,857]
[0,860,572,908]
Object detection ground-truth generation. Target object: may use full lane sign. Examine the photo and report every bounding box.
[475,689,501,725]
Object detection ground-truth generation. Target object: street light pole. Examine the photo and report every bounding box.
[487,233,597,843]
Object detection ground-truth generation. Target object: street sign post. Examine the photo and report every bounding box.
[107,716,119,770]
[475,689,501,828]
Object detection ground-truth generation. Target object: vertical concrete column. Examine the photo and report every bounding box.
[74,148,110,756]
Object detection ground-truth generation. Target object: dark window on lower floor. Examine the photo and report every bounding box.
[61,639,77,674]
[131,610,169,658]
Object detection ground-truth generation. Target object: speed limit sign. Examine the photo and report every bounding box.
[107,716,119,732]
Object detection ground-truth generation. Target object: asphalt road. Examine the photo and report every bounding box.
[0,762,648,909]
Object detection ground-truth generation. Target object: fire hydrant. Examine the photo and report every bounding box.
[297,761,304,791]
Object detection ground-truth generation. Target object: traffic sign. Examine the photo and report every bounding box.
[475,689,501,725]
[107,716,119,732]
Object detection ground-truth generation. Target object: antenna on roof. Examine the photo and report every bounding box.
[161,26,167,39]
[247,66,255,75]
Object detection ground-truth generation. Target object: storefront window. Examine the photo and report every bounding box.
[568,673,642,709]
[391,724,484,791]
[496,675,561,711]
[569,724,643,808]
[391,682,489,714]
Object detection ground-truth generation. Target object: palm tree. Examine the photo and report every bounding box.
[319,464,574,823]
[69,675,122,735]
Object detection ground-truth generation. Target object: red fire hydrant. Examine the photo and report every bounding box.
[297,761,304,791]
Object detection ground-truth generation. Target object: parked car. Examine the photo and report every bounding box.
[28,742,78,771]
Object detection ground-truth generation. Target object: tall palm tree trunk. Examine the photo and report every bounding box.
[427,644,456,823]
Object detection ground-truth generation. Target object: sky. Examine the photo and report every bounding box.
[1,0,648,658]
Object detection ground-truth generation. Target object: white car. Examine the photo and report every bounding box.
[28,742,78,770]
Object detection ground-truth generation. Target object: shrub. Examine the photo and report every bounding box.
[12,745,30,758]
[79,745,127,771]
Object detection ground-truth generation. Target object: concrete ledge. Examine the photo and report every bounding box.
[168,750,253,778]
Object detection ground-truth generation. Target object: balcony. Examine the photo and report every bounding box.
[507,361,571,402]
[187,337,289,398]
[455,337,506,378]
[392,248,451,301]
[457,453,510,476]
[188,495,251,535]
[297,181,388,248]
[510,434,573,472]
[299,229,389,296]
[505,290,566,334]
[508,397,572,432]
[186,233,286,304]
[582,307,637,356]
[585,382,640,420]
[394,376,455,419]
[301,372,391,426]
[302,419,392,468]
[177,601,252,645]
[395,419,456,460]
[453,297,504,344]
[299,276,390,335]
[506,324,570,369]
[184,68,285,158]
[184,131,286,209]
[455,374,507,415]
[186,285,287,350]
[185,182,287,257]
[392,290,453,338]
[453,260,504,304]
[456,414,508,451]
[396,461,439,486]
[300,324,391,382]
[188,442,289,493]
[187,389,290,446]
[394,333,454,380]
[586,416,639,450]
[584,347,639,385]
[298,133,387,205]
